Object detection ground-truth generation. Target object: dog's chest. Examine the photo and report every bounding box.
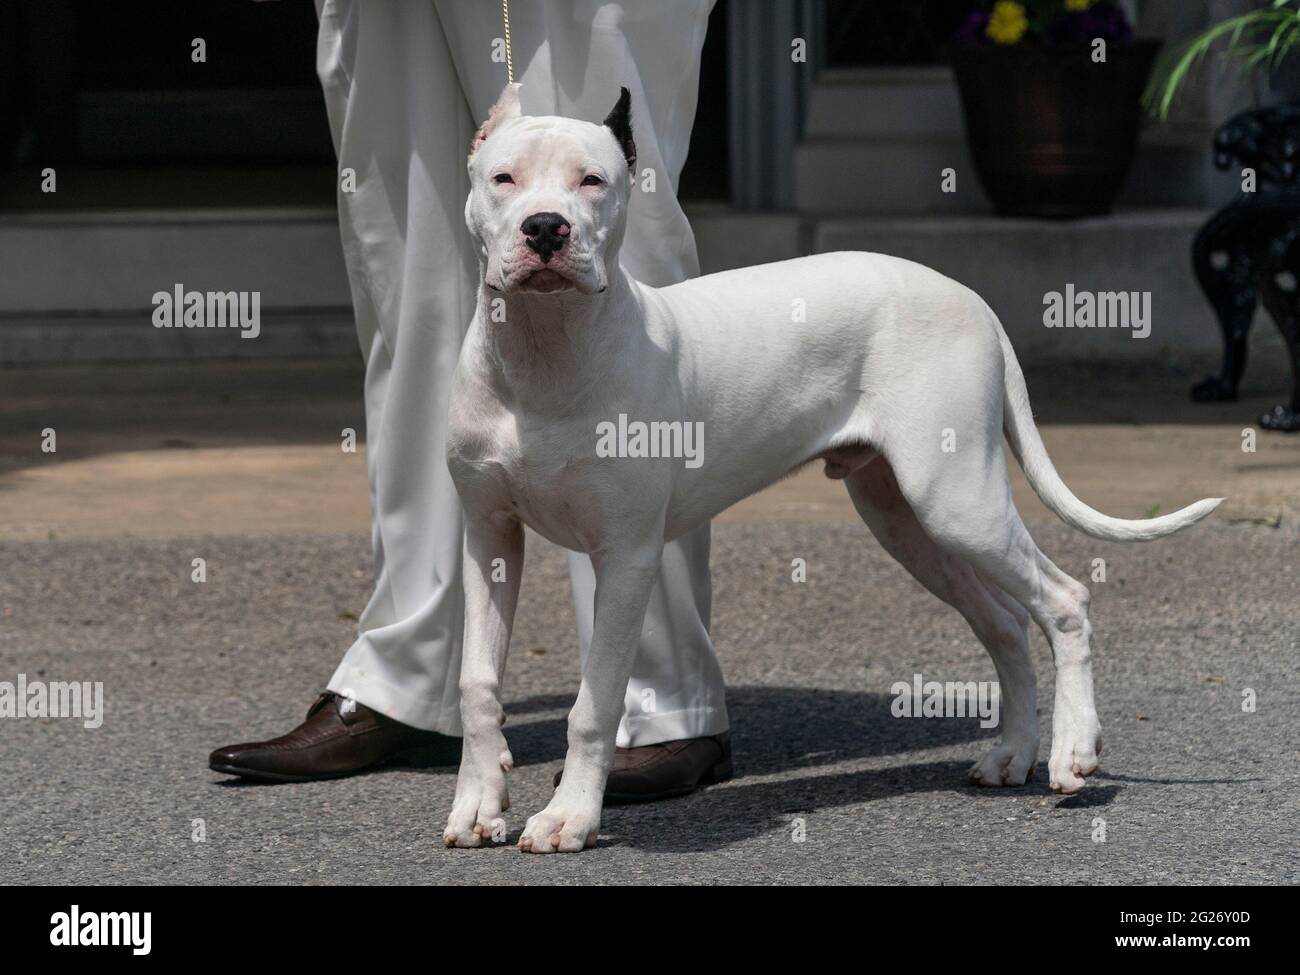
[448,406,606,552]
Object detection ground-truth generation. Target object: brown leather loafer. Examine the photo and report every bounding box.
[553,732,732,804]
[209,692,460,782]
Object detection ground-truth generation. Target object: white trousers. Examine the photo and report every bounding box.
[315,0,729,746]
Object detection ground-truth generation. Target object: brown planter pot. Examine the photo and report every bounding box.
[950,39,1161,219]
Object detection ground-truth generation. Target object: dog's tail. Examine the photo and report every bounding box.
[996,322,1223,542]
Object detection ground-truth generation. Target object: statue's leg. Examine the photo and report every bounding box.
[1191,208,1257,403]
[1257,268,1300,432]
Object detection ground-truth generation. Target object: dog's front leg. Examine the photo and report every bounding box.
[518,542,664,854]
[443,514,523,849]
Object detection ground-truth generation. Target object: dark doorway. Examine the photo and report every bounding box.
[824,0,971,67]
[0,0,731,211]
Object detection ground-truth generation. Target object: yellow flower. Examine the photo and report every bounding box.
[1065,0,1093,10]
[986,1,1029,45]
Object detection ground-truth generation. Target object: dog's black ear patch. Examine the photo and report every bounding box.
[603,86,637,172]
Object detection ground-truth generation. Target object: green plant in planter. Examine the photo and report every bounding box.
[1146,0,1300,119]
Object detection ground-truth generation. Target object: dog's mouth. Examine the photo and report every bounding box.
[517,268,575,293]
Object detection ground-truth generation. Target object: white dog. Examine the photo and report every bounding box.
[442,84,1222,854]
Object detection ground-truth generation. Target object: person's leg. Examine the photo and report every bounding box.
[316,0,478,736]
[216,0,729,789]
[435,1,729,769]
[211,0,476,779]
[561,1,729,750]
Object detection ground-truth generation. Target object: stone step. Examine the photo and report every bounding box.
[795,137,987,212]
[797,68,1234,211]
[1,206,1247,365]
[0,207,351,315]
[0,311,358,364]
[804,67,965,139]
[797,67,984,212]
[814,209,1239,360]
[0,206,804,362]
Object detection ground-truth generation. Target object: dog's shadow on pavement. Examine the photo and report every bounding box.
[505,685,994,773]
[504,685,1061,853]
[603,760,983,854]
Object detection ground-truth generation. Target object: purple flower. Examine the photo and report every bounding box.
[1046,2,1135,44]
[956,11,991,45]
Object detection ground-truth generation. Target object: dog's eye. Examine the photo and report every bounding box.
[493,173,514,185]
[580,174,604,187]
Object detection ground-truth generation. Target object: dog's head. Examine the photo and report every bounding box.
[466,84,636,296]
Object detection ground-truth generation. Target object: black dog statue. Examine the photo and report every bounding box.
[1191,102,1300,431]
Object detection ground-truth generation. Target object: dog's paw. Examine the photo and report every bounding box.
[517,802,600,854]
[968,737,1038,787]
[443,754,512,849]
[1259,404,1300,432]
[1048,722,1102,795]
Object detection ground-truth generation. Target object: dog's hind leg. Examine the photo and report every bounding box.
[846,460,1040,786]
[885,434,1101,794]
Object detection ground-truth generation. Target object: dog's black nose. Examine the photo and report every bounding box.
[521,212,570,263]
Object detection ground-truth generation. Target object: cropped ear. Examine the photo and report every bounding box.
[602,87,636,172]
[470,82,523,158]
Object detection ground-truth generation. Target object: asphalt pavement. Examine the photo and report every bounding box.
[1,519,1295,884]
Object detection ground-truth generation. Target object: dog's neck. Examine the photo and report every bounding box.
[474,266,639,402]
